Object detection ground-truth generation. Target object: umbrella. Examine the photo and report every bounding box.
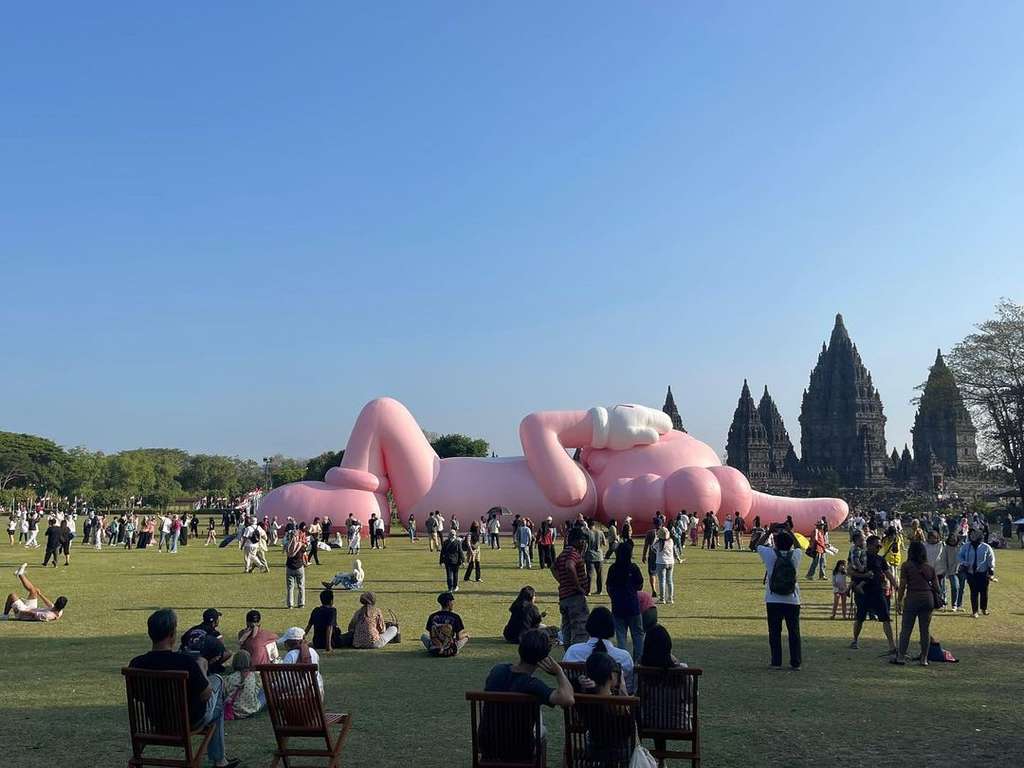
[487,506,511,517]
[1012,518,1024,525]
[791,532,810,551]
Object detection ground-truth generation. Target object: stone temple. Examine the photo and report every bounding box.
[798,314,889,486]
[909,349,980,489]
[725,381,798,491]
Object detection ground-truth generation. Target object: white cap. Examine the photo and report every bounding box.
[279,626,305,643]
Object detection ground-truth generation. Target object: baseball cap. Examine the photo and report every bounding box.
[245,609,261,624]
[202,608,222,623]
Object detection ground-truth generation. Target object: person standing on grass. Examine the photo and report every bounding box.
[723,512,734,550]
[285,529,307,609]
[407,514,416,543]
[515,518,533,569]
[757,526,802,670]
[537,517,555,569]
[606,540,645,658]
[553,530,591,645]
[894,541,940,666]
[958,529,995,618]
[584,521,606,594]
[806,521,828,580]
[42,518,62,568]
[733,512,745,549]
[368,513,379,549]
[375,513,387,549]
[850,535,898,656]
[25,510,40,549]
[426,511,439,552]
[307,516,322,564]
[131,609,240,768]
[464,521,483,583]
[440,530,465,592]
[640,522,660,598]
[654,527,676,605]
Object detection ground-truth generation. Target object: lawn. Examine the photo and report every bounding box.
[1,534,1022,767]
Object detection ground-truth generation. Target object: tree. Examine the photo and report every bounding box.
[947,299,1024,502]
[178,454,240,496]
[305,450,345,481]
[0,431,66,492]
[234,458,264,492]
[429,433,490,459]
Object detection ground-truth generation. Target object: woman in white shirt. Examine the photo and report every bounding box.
[654,528,676,605]
[562,606,635,693]
[279,626,324,694]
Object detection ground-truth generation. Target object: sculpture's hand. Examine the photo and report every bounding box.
[589,404,673,451]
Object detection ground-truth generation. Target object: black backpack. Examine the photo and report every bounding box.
[769,550,797,596]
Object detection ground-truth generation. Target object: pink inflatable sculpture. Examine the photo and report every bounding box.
[260,398,848,536]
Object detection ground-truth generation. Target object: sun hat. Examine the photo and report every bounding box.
[279,626,305,643]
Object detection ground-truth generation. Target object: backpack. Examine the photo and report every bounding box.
[428,620,459,657]
[927,640,958,663]
[769,550,797,596]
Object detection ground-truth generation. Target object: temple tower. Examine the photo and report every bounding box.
[662,385,685,432]
[726,380,770,481]
[757,385,799,479]
[911,349,980,483]
[799,314,888,486]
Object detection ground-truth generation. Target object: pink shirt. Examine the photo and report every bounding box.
[637,590,655,612]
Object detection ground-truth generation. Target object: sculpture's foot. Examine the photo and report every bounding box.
[258,481,388,529]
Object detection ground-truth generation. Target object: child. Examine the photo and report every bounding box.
[831,560,850,619]
[204,518,217,546]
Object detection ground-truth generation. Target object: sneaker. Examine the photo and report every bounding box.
[453,586,459,592]
[15,563,27,577]
[982,609,989,616]
[849,640,858,649]
[971,612,979,619]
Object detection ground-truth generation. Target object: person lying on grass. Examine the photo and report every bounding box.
[2,563,67,622]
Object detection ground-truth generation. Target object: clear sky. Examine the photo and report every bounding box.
[3,3,1023,461]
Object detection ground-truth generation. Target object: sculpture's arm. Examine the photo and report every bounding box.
[520,405,672,507]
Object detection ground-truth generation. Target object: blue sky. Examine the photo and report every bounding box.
[2,3,1022,461]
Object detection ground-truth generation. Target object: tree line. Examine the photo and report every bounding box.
[0,432,489,509]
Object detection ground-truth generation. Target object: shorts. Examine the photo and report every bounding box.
[11,598,38,614]
[854,590,889,623]
[647,558,657,577]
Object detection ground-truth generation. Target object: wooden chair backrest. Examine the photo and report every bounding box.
[558,661,588,690]
[635,665,702,734]
[465,691,543,767]
[255,664,326,737]
[122,668,193,750]
[563,693,639,768]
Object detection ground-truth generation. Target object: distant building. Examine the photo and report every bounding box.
[726,380,770,483]
[662,385,685,432]
[910,349,980,489]
[799,314,889,486]
[758,386,800,483]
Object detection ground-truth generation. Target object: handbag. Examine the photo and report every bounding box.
[629,727,658,768]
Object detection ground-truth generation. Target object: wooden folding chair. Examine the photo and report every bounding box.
[255,664,352,768]
[121,667,215,768]
[635,665,703,767]
[562,693,639,768]
[466,691,546,768]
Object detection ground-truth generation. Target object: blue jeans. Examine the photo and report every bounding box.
[950,572,965,608]
[806,553,827,579]
[170,531,179,553]
[613,613,645,659]
[198,674,226,763]
[517,545,531,568]
[656,563,674,602]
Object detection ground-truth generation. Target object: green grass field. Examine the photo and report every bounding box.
[1,535,1022,767]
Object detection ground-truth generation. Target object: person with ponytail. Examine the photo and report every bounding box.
[577,642,632,765]
[279,626,324,694]
[563,606,635,693]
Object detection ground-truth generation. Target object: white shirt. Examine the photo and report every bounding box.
[282,647,324,693]
[161,517,172,533]
[654,538,675,565]
[757,546,803,605]
[562,637,635,693]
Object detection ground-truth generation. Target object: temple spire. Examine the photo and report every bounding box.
[662,385,685,432]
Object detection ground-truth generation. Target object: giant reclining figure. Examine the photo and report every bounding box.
[260,398,848,536]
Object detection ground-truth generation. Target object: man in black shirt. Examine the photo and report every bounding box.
[421,592,469,655]
[130,609,239,768]
[42,519,63,567]
[180,608,231,674]
[850,535,898,655]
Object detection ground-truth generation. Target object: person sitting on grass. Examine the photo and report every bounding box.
[483,628,575,749]
[321,559,364,591]
[180,608,232,674]
[130,608,240,768]
[503,586,545,643]
[2,564,67,622]
[279,626,324,694]
[237,609,279,665]
[422,591,469,656]
[221,649,265,719]
[562,606,636,693]
[305,590,340,652]
[348,591,399,648]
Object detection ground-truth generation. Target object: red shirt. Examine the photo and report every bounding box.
[240,627,279,666]
[553,548,589,599]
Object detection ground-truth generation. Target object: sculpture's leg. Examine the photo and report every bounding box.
[327,397,438,512]
[519,411,594,507]
[749,492,849,536]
